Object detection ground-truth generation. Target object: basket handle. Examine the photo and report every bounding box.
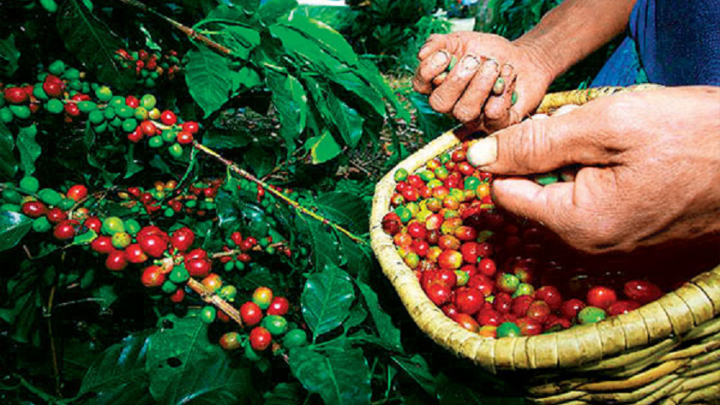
[536,84,661,114]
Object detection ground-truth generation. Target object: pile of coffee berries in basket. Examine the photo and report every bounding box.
[381,141,665,338]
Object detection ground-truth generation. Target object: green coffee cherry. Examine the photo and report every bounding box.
[38,188,62,206]
[32,217,51,232]
[48,60,66,76]
[19,177,40,193]
[47,99,64,114]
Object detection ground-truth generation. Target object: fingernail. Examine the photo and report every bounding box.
[492,78,505,95]
[431,51,449,68]
[461,55,480,71]
[502,63,514,76]
[467,136,498,168]
[485,59,499,71]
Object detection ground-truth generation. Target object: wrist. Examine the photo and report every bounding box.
[513,38,559,90]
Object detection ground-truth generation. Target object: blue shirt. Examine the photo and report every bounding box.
[593,0,720,87]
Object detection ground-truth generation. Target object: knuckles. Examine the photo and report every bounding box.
[452,104,480,123]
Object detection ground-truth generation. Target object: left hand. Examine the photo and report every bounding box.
[413,32,554,133]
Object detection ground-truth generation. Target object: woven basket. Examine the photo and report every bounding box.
[370,85,720,404]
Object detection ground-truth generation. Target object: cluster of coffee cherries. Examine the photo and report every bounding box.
[381,141,666,338]
[215,231,292,272]
[115,48,181,88]
[2,177,88,237]
[218,286,307,357]
[0,60,198,160]
[117,179,221,219]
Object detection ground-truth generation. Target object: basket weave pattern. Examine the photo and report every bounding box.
[369,86,720,404]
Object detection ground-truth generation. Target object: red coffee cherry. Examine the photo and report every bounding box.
[561,299,586,320]
[141,265,165,287]
[53,220,76,240]
[624,280,663,305]
[454,287,485,316]
[240,301,263,326]
[249,326,272,351]
[587,286,617,310]
[267,297,290,316]
[91,235,115,254]
[105,250,128,271]
[22,201,48,218]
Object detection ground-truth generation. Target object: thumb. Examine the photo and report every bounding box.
[467,104,620,174]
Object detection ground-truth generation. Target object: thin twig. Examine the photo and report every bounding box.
[46,286,62,397]
[115,0,232,55]
[210,241,286,258]
[193,142,368,245]
[186,278,243,327]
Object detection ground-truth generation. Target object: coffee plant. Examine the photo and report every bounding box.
[0,1,536,404]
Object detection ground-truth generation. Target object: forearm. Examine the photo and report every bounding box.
[514,0,638,83]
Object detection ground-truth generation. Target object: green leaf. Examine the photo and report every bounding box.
[357,59,411,123]
[0,211,32,252]
[57,0,135,90]
[339,234,372,281]
[301,267,355,338]
[259,0,298,25]
[299,215,339,272]
[73,229,98,245]
[124,144,144,179]
[214,188,240,229]
[0,122,17,181]
[264,382,305,405]
[0,262,46,345]
[202,129,252,149]
[268,24,385,116]
[314,192,369,232]
[185,47,233,118]
[91,284,118,311]
[391,355,437,397]
[289,346,371,405]
[243,144,276,178]
[238,263,285,292]
[305,129,341,164]
[221,25,260,60]
[344,305,367,331]
[325,93,364,148]
[78,332,154,405]
[0,34,20,77]
[83,122,120,185]
[146,316,259,404]
[17,125,41,176]
[232,67,262,91]
[356,280,401,350]
[266,70,307,156]
[281,15,359,66]
[408,92,454,140]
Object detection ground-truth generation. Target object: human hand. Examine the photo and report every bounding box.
[413,32,554,133]
[466,87,720,253]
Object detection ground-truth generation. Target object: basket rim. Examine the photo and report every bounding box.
[369,129,720,372]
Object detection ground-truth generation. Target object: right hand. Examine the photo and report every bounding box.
[413,32,554,133]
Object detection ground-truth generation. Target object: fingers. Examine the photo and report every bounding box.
[493,170,623,253]
[418,34,447,60]
[428,54,482,114]
[483,63,517,132]
[451,59,500,123]
[412,51,451,94]
[467,106,622,174]
[492,178,576,230]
